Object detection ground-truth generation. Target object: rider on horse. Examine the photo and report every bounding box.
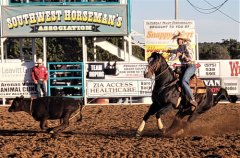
[167,32,198,111]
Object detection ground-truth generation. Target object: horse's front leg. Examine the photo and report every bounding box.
[155,102,175,134]
[156,112,164,132]
[136,103,159,137]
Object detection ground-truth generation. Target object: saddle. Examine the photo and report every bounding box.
[189,75,207,94]
[174,66,207,94]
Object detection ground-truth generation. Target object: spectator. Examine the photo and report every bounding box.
[32,58,48,98]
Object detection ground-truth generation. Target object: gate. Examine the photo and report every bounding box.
[47,62,84,98]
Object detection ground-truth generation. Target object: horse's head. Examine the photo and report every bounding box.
[144,52,162,78]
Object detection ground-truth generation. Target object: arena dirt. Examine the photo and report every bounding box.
[0,103,239,157]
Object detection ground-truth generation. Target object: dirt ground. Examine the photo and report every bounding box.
[0,103,239,158]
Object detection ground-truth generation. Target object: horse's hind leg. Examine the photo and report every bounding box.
[165,111,187,137]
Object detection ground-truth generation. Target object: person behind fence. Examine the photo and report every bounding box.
[167,32,198,111]
[32,58,48,98]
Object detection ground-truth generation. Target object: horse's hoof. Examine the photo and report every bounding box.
[135,131,142,137]
[49,130,54,134]
[158,128,166,135]
[167,129,184,137]
[176,129,184,136]
[50,133,58,139]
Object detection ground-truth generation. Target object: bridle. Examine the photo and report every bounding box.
[154,66,170,81]
[147,54,178,93]
[147,56,170,81]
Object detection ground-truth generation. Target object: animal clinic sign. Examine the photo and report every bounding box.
[1,5,127,37]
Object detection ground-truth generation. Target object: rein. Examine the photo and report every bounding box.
[154,66,170,81]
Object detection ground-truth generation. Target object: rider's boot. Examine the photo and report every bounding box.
[190,99,198,111]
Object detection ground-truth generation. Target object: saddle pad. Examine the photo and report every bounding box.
[190,76,207,94]
[191,88,207,94]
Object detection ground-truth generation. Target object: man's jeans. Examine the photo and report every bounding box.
[35,80,47,98]
[182,64,196,100]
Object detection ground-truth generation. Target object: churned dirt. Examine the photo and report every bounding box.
[0,103,239,158]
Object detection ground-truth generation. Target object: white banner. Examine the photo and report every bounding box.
[197,61,220,77]
[144,20,196,44]
[0,62,34,81]
[86,62,147,79]
[197,60,240,78]
[0,81,36,97]
[220,60,240,77]
[222,78,239,94]
[86,80,153,97]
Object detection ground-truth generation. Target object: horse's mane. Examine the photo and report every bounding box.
[150,52,169,69]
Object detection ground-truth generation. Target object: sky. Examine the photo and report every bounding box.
[131,0,240,43]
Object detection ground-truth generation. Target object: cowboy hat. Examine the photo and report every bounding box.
[172,31,191,42]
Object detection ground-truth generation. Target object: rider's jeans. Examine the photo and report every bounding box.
[182,64,196,100]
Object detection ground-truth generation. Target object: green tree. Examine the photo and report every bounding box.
[220,39,240,59]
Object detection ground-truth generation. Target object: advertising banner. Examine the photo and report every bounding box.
[1,5,128,37]
[220,60,240,77]
[0,62,36,97]
[201,78,222,93]
[0,62,34,81]
[86,62,147,79]
[197,60,240,78]
[144,20,196,61]
[197,61,220,77]
[0,81,36,97]
[222,78,239,94]
[86,80,153,97]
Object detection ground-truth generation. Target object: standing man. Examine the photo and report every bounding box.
[32,58,48,98]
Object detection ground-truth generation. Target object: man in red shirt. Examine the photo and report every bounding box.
[32,58,48,98]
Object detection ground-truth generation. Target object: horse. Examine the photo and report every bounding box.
[136,52,237,137]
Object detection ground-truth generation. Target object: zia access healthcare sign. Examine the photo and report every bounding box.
[1,5,127,37]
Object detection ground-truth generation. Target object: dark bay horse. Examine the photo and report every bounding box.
[136,52,237,137]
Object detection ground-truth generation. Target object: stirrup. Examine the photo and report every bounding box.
[190,100,198,111]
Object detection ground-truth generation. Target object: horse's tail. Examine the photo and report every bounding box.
[213,88,237,105]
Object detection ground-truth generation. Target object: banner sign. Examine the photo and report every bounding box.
[86,62,147,79]
[201,78,222,93]
[222,78,239,94]
[1,5,127,37]
[221,60,240,77]
[197,60,240,78]
[144,20,195,44]
[0,62,34,81]
[87,63,105,79]
[144,20,196,61]
[197,61,220,77]
[0,81,36,97]
[0,62,36,97]
[86,80,153,97]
